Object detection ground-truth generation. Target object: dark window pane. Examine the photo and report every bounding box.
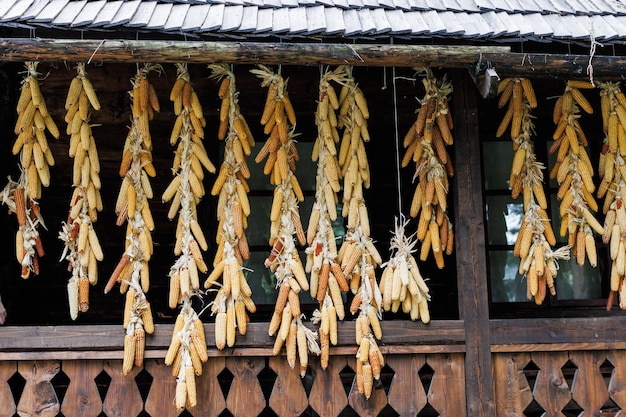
[556,260,603,300]
[483,141,514,190]
[489,250,528,302]
[485,196,524,246]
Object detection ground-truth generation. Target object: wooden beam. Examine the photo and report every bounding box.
[0,320,465,354]
[480,52,626,78]
[452,69,495,417]
[0,38,508,67]
[491,317,626,347]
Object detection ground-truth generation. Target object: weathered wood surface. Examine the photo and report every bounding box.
[101,360,143,417]
[451,69,494,417]
[0,38,509,68]
[308,356,349,417]
[481,52,626,78]
[428,353,466,416]
[494,350,626,417]
[144,359,180,417]
[0,361,16,417]
[385,355,428,416]
[225,357,266,417]
[0,320,465,356]
[16,360,60,417]
[60,360,103,417]
[492,353,532,417]
[491,317,626,347]
[268,357,308,417]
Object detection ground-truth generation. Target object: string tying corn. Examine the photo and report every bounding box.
[548,80,601,271]
[59,63,103,319]
[252,65,319,374]
[105,64,160,374]
[380,216,431,321]
[1,61,59,279]
[498,77,569,304]
[204,64,256,349]
[305,66,351,368]
[402,68,454,269]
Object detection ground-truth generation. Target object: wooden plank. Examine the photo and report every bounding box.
[196,357,227,417]
[492,353,533,417]
[491,317,626,346]
[268,356,308,417]
[16,360,60,417]
[101,360,143,417]
[606,350,626,411]
[386,355,427,416]
[144,359,180,417]
[569,351,610,415]
[0,361,16,417]
[0,321,464,353]
[451,69,494,417]
[530,351,571,416]
[308,356,349,417]
[492,342,626,353]
[225,357,266,417]
[60,360,103,417]
[427,353,467,416]
[0,38,509,68]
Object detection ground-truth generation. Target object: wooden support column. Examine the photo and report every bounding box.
[451,69,495,417]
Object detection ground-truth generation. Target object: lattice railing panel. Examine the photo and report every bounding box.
[493,350,626,417]
[1,354,465,417]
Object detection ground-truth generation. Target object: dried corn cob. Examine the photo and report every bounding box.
[204,64,256,350]
[403,68,454,267]
[251,64,319,374]
[595,82,626,310]
[380,216,431,322]
[104,64,160,374]
[548,81,601,277]
[498,78,571,303]
[2,62,59,279]
[59,63,104,319]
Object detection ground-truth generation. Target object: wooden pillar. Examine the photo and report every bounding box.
[451,69,495,417]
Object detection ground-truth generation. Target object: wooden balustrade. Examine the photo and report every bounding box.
[0,354,466,417]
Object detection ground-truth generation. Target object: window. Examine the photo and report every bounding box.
[480,78,610,316]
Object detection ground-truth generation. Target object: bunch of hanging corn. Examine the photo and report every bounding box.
[305,66,350,370]
[379,217,431,322]
[402,68,454,269]
[59,63,104,318]
[162,64,214,403]
[497,77,568,304]
[595,82,626,309]
[1,61,59,279]
[104,64,160,375]
[548,80,603,269]
[204,64,256,350]
[164,64,215,309]
[252,64,319,376]
[165,303,208,411]
[331,66,383,400]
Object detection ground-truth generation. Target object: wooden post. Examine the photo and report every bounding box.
[451,69,495,417]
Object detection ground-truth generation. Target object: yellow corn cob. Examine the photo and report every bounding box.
[123,333,136,375]
[215,311,227,350]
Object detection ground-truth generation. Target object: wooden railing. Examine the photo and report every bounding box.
[0,321,467,417]
[0,354,467,417]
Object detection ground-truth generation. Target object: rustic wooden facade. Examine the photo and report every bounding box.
[1,1,626,416]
